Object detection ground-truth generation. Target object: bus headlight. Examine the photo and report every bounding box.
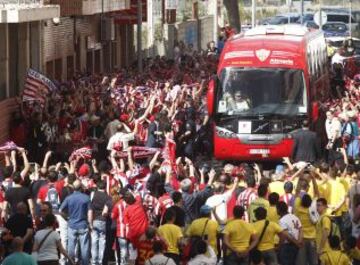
[216,128,238,138]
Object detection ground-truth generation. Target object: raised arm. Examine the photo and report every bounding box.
[282,157,294,171]
[19,148,30,179]
[149,151,161,171]
[92,159,98,174]
[4,152,11,167]
[127,147,134,171]
[10,150,17,172]
[42,150,52,173]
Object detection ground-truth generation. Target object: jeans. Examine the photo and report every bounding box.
[67,227,90,265]
[91,220,106,265]
[296,239,318,265]
[118,238,137,265]
[261,249,278,265]
[279,243,299,265]
[55,214,68,265]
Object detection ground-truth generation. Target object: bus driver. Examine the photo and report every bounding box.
[224,90,251,112]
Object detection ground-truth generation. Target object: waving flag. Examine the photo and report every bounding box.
[22,69,57,105]
[69,146,92,161]
[115,146,160,159]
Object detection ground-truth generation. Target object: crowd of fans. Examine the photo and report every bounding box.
[2,36,360,265]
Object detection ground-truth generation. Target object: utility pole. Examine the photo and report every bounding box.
[300,0,304,24]
[214,0,218,44]
[349,0,352,38]
[147,0,153,57]
[252,0,256,28]
[137,0,143,72]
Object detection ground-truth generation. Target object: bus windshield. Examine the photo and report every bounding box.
[216,67,307,117]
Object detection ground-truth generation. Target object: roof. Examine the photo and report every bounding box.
[218,25,322,70]
[242,25,309,37]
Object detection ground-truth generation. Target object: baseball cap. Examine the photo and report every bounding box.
[200,205,212,215]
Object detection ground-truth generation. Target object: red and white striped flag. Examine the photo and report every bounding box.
[69,146,92,161]
[22,69,57,105]
[0,141,19,153]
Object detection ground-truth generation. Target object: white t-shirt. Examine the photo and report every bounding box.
[325,117,341,141]
[235,100,250,111]
[205,190,233,223]
[188,246,217,265]
[145,254,176,265]
[34,228,60,261]
[279,213,302,241]
[107,132,135,150]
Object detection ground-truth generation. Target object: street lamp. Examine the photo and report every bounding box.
[252,0,256,28]
[349,0,352,38]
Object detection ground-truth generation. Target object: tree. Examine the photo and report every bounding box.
[223,0,241,33]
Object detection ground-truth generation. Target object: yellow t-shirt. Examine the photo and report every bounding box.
[268,206,279,223]
[248,197,270,223]
[186,217,219,254]
[223,219,255,253]
[252,220,283,251]
[158,223,183,255]
[327,179,346,216]
[316,214,331,253]
[269,181,285,197]
[320,250,351,265]
[294,197,316,239]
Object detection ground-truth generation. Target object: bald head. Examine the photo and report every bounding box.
[73,180,82,191]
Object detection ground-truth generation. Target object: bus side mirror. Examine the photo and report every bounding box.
[207,78,215,116]
[312,102,319,121]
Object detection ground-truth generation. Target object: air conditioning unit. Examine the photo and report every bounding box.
[101,17,115,41]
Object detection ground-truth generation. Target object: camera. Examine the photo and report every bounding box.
[202,163,211,175]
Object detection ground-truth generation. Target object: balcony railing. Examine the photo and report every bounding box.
[0,0,45,8]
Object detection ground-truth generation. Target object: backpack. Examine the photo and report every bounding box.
[342,122,354,146]
[46,185,60,211]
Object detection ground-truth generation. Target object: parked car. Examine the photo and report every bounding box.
[304,20,319,30]
[321,8,358,32]
[261,13,300,25]
[322,22,349,38]
[297,13,314,24]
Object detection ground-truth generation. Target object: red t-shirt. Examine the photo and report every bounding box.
[124,196,149,246]
[37,183,62,202]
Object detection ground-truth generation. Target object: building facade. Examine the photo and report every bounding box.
[0,0,135,143]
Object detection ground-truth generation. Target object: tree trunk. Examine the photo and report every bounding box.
[223,0,241,33]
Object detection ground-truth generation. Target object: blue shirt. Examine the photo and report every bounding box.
[60,191,90,229]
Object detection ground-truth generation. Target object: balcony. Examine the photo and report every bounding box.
[0,0,60,23]
[49,0,130,17]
